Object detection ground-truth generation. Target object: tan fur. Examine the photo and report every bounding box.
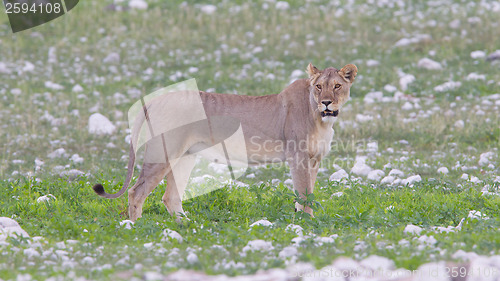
[93,64,358,222]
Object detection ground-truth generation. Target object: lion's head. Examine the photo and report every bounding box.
[306,63,358,120]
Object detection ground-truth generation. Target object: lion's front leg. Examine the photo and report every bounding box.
[288,153,319,217]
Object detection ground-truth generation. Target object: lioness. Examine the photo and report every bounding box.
[93,63,357,221]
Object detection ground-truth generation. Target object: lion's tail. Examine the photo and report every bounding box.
[93,143,136,199]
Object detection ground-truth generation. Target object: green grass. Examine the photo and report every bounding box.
[0,177,499,279]
[1,0,500,279]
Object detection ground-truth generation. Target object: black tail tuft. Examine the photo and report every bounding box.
[93,183,105,195]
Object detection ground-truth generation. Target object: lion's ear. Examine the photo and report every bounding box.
[339,64,358,83]
[306,63,320,78]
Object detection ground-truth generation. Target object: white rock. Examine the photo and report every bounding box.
[88,113,116,135]
[351,158,373,177]
[129,0,147,10]
[471,50,486,59]
[418,235,437,245]
[399,73,415,91]
[186,252,199,264]
[466,72,486,81]
[404,224,423,235]
[388,169,405,177]
[479,151,495,166]
[242,239,273,252]
[356,113,374,123]
[24,248,40,259]
[70,154,84,164]
[275,1,290,10]
[384,84,397,93]
[161,229,183,243]
[285,224,303,236]
[200,4,217,14]
[289,69,304,83]
[249,220,273,228]
[0,62,10,73]
[23,61,35,72]
[468,210,489,220]
[59,169,85,179]
[401,101,414,110]
[119,220,134,229]
[72,84,83,93]
[417,58,442,70]
[381,176,396,185]
[331,192,343,197]
[434,81,461,92]
[36,194,56,203]
[437,167,449,174]
[103,52,120,64]
[402,175,422,186]
[470,176,481,184]
[0,217,30,242]
[454,120,465,129]
[48,148,67,159]
[364,91,383,103]
[82,256,95,265]
[44,81,64,90]
[367,170,385,181]
[279,246,298,259]
[329,169,349,181]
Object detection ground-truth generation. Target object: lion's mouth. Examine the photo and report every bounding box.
[321,110,339,117]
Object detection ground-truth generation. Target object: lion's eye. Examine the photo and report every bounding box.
[316,84,322,90]
[335,84,341,89]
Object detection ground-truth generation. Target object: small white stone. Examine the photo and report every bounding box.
[437,167,449,174]
[402,175,422,186]
[186,252,199,264]
[285,224,303,236]
[351,157,373,177]
[200,4,216,14]
[454,120,465,129]
[242,239,273,252]
[381,176,395,185]
[367,170,385,181]
[36,194,56,203]
[119,220,134,229]
[103,52,120,64]
[388,169,405,178]
[331,192,343,197]
[402,102,414,110]
[72,84,83,93]
[275,1,290,10]
[88,113,116,135]
[129,0,148,10]
[278,246,298,259]
[161,229,183,243]
[249,220,273,228]
[417,58,442,70]
[468,210,489,220]
[329,169,349,181]
[404,224,423,235]
[470,50,486,59]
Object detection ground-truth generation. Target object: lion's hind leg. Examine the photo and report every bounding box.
[128,162,169,222]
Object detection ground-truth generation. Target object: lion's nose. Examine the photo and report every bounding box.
[321,101,332,107]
